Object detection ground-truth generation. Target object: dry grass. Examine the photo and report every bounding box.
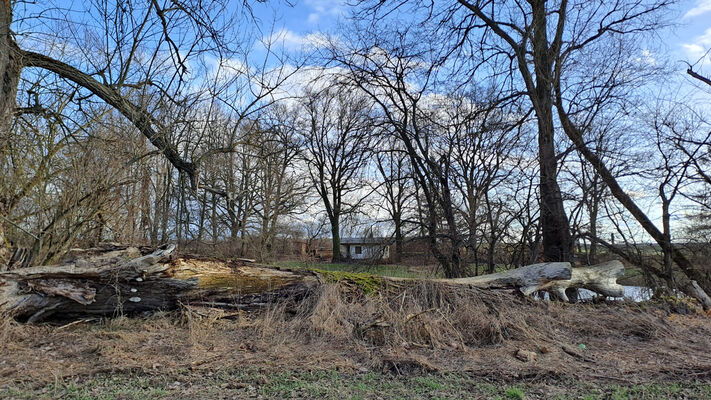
[1,282,710,388]
[0,314,20,351]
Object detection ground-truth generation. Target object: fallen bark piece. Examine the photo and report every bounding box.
[515,349,537,362]
[26,279,96,305]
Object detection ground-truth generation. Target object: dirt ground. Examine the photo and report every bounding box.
[1,282,710,399]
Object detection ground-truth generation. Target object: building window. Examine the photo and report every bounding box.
[355,246,362,255]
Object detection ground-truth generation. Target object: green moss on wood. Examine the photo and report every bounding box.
[196,274,297,294]
[314,269,382,294]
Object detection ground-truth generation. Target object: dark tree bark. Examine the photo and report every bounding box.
[330,219,342,263]
[458,0,573,263]
[0,1,19,135]
[530,0,573,263]
[0,1,22,265]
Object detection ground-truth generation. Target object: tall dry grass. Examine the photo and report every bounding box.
[246,282,550,351]
[0,313,19,351]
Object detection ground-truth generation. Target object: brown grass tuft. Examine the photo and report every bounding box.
[247,282,558,351]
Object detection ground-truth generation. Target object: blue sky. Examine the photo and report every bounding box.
[258,0,711,75]
[671,1,711,72]
[14,0,711,76]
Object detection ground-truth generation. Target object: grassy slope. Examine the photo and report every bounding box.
[270,260,513,279]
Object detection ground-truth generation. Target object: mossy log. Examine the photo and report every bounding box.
[1,245,627,322]
[0,245,319,322]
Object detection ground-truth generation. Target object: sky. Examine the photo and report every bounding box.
[670,1,711,74]
[14,0,711,79]
[244,0,711,239]
[9,0,711,239]
[255,0,711,77]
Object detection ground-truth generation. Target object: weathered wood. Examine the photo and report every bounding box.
[436,262,572,295]
[688,280,711,311]
[0,245,319,321]
[542,261,626,301]
[0,246,633,322]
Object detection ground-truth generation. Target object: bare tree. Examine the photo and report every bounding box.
[331,36,473,277]
[253,107,309,261]
[445,91,526,273]
[351,0,577,262]
[298,86,375,262]
[0,1,296,263]
[372,140,416,263]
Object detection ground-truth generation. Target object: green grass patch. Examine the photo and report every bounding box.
[3,370,709,400]
[272,260,429,279]
[1,375,170,400]
[505,386,525,399]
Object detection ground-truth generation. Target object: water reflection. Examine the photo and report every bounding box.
[537,286,654,302]
[577,286,653,302]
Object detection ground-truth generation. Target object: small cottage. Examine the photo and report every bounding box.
[340,237,391,260]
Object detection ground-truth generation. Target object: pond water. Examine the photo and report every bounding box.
[537,285,654,302]
[577,285,653,302]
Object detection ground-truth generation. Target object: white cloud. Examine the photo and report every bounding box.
[683,43,706,59]
[684,0,711,19]
[303,0,347,25]
[261,64,345,105]
[682,27,711,61]
[264,29,333,51]
[635,48,657,66]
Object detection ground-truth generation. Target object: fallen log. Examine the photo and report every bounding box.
[542,261,625,301]
[0,245,629,322]
[434,262,573,295]
[0,244,319,322]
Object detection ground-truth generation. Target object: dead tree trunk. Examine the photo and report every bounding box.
[542,261,625,301]
[0,245,318,322]
[555,93,711,310]
[0,245,633,322]
[0,1,23,266]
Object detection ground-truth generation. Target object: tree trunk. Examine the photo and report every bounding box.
[0,245,319,322]
[555,94,711,310]
[588,198,599,264]
[543,261,625,301]
[393,221,403,263]
[330,218,341,262]
[0,202,9,268]
[0,1,19,135]
[531,0,572,263]
[0,1,22,266]
[0,245,636,322]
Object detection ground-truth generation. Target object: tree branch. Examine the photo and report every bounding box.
[687,67,711,88]
[20,50,198,188]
